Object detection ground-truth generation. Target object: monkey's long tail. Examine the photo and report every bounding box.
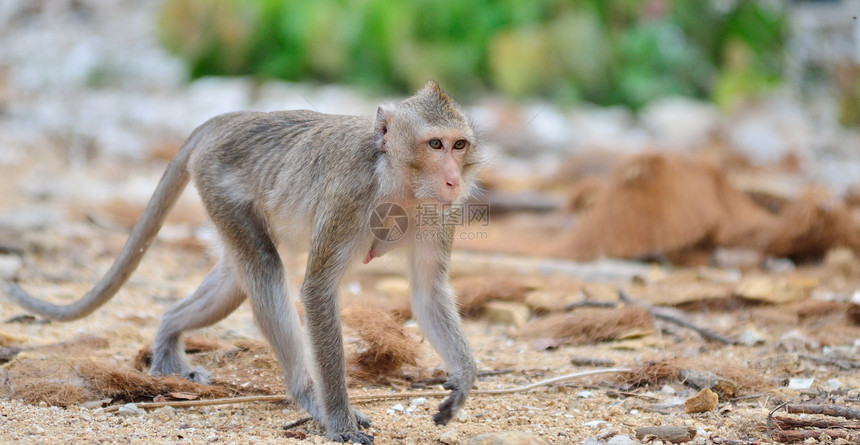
[4,137,198,321]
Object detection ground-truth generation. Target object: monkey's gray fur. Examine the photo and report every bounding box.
[4,81,481,444]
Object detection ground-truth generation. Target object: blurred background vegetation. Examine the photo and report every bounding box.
[158,0,785,110]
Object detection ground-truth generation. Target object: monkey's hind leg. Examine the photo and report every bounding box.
[151,260,246,383]
[208,205,334,428]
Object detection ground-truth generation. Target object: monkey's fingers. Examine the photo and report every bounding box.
[352,407,372,429]
[432,384,467,426]
[328,431,373,444]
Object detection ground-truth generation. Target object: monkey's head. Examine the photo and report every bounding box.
[374,80,482,204]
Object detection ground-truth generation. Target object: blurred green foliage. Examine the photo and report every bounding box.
[158,0,785,108]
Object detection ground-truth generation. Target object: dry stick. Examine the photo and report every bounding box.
[103,368,631,413]
[798,353,860,370]
[618,290,737,345]
[771,429,858,442]
[772,415,860,430]
[766,401,789,439]
[786,403,860,420]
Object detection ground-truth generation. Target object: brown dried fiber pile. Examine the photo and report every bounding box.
[766,188,860,261]
[518,307,653,344]
[621,358,770,395]
[4,358,229,407]
[554,153,775,260]
[342,304,420,381]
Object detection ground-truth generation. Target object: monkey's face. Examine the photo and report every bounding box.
[412,128,476,204]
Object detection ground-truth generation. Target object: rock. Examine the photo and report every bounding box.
[387,403,404,415]
[680,369,737,399]
[583,420,607,429]
[684,388,719,413]
[116,403,141,417]
[524,291,566,314]
[827,378,843,389]
[439,429,460,445]
[151,406,175,421]
[738,327,766,346]
[734,276,810,304]
[468,431,548,445]
[0,254,22,280]
[606,436,639,445]
[456,408,469,423]
[787,377,814,390]
[482,301,530,327]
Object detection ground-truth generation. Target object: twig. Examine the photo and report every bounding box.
[766,401,788,438]
[771,429,858,442]
[618,290,737,345]
[103,368,631,412]
[799,353,860,370]
[772,415,860,430]
[786,403,860,420]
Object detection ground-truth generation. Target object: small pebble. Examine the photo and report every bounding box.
[787,377,814,390]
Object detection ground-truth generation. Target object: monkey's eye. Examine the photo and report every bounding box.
[453,140,467,150]
[428,139,443,149]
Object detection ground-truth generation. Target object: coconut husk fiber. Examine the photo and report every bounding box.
[553,153,777,261]
[620,358,770,396]
[518,306,653,344]
[766,188,860,261]
[4,358,230,407]
[342,304,420,382]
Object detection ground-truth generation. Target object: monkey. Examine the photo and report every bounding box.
[4,81,481,444]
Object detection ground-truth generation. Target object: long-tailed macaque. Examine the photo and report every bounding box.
[4,81,481,444]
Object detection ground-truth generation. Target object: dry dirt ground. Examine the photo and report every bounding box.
[2,151,860,445]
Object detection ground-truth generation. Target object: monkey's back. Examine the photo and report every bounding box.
[186,110,381,249]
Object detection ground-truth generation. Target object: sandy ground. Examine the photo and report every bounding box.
[1,144,860,445]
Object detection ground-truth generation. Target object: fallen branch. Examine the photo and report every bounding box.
[772,415,860,430]
[786,403,860,420]
[619,290,737,345]
[770,429,859,442]
[799,353,860,370]
[103,367,631,413]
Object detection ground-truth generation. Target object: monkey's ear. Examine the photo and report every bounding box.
[374,106,390,152]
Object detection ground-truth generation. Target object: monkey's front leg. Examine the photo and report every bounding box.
[303,233,373,444]
[408,234,477,426]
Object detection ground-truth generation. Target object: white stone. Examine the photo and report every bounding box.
[117,403,141,417]
[787,377,815,390]
[0,255,22,280]
[606,435,639,445]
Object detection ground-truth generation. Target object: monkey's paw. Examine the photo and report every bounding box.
[352,408,372,429]
[327,431,373,444]
[432,378,470,426]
